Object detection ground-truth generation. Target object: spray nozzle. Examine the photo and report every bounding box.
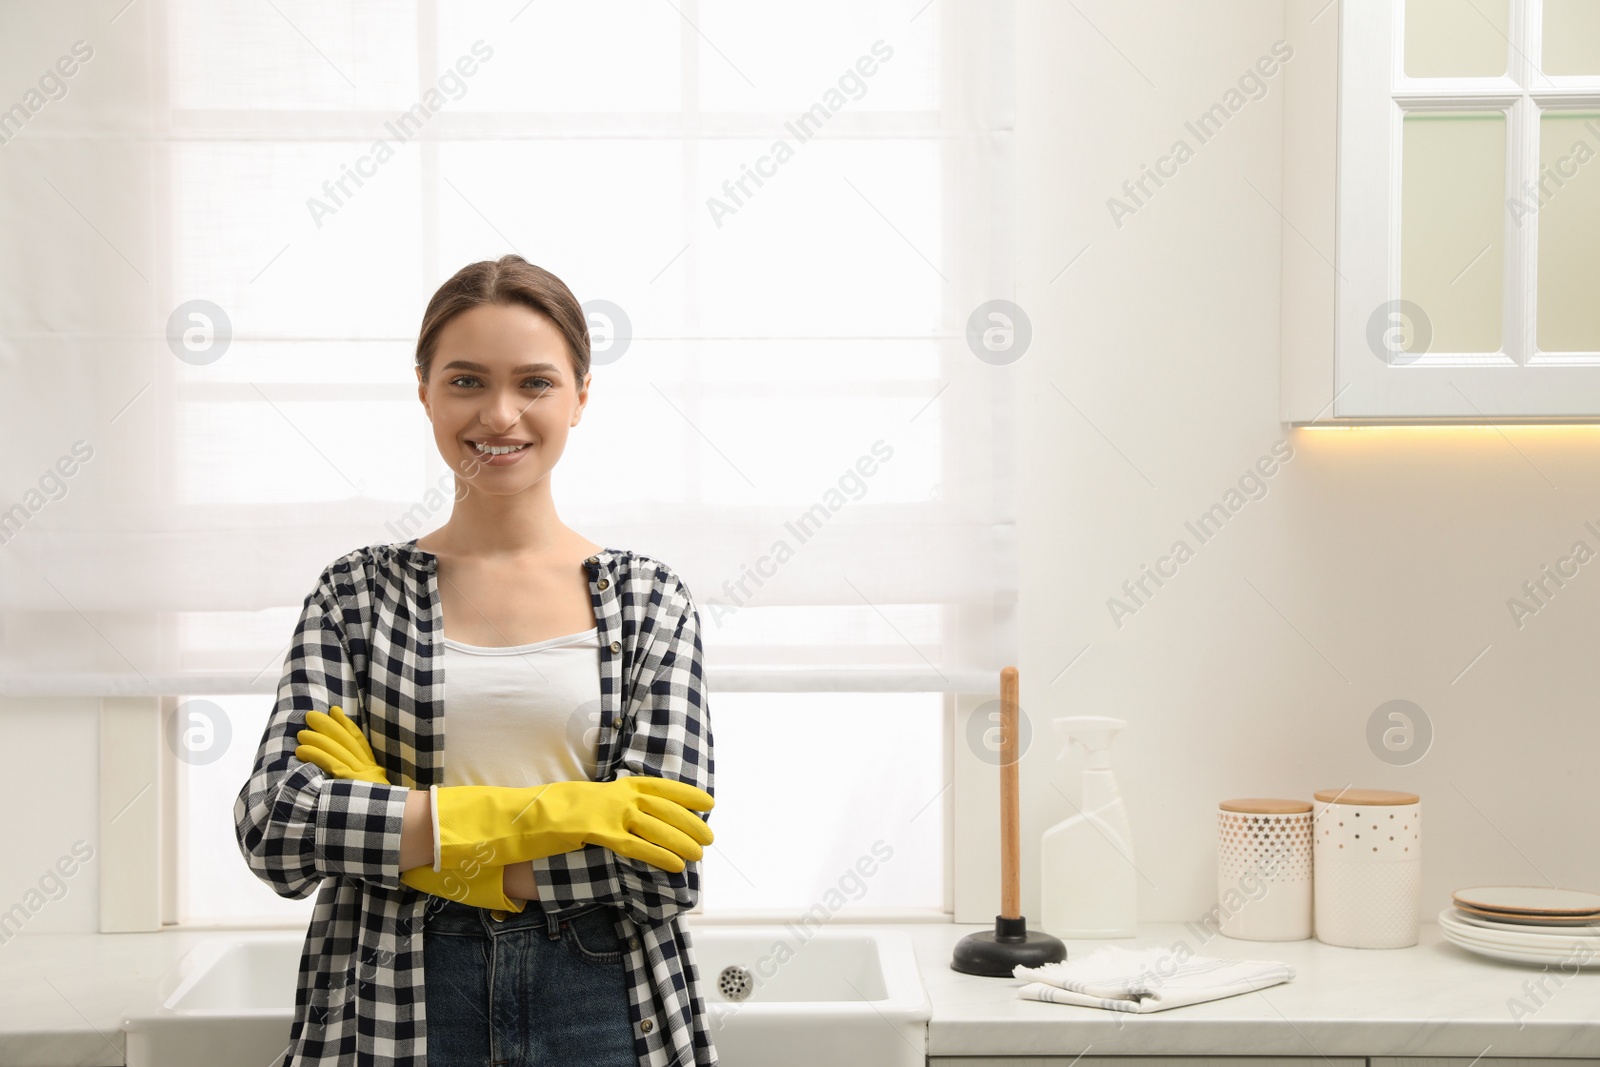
[1053,715,1126,770]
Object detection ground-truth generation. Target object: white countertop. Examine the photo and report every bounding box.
[2,920,1596,1066]
[900,920,1600,1060]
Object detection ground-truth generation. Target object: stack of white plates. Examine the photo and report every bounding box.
[1438,886,1600,968]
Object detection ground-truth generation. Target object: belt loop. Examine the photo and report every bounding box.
[545,908,562,940]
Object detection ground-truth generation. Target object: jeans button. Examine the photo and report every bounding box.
[490,909,507,922]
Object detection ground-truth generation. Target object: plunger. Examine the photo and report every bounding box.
[951,665,1067,976]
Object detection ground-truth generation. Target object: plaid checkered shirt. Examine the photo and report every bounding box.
[234,539,717,1066]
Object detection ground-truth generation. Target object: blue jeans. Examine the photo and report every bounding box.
[422,896,637,1067]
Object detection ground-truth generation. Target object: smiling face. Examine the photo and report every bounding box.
[416,300,591,492]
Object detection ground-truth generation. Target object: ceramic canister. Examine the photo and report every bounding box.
[1312,788,1421,948]
[1216,798,1313,940]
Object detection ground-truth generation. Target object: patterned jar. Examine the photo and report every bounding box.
[1312,788,1421,948]
[1216,798,1314,941]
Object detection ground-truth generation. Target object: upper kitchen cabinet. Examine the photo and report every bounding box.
[1281,0,1600,422]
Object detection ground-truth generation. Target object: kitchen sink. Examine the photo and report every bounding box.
[694,924,930,1066]
[123,923,928,1067]
[123,933,298,1067]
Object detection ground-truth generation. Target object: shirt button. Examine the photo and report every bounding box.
[610,641,621,653]
[585,555,598,564]
[490,909,507,922]
[640,1019,653,1033]
[597,578,609,590]
[628,937,639,950]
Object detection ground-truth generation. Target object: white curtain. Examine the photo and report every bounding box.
[0,0,1017,697]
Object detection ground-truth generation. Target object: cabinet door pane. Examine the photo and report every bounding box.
[1542,0,1600,75]
[1537,111,1600,351]
[1401,111,1506,354]
[1404,0,1510,77]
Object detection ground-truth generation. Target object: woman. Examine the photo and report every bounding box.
[234,254,719,1067]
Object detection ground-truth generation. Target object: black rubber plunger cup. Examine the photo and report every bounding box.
[952,665,1067,977]
[953,913,1066,976]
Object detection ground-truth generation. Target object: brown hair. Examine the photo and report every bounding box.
[414,254,590,387]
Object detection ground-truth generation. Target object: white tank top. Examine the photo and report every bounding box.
[439,626,604,787]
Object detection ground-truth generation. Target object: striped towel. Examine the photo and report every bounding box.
[1013,945,1295,1012]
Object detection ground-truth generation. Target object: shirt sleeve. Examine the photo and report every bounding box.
[233,574,411,899]
[527,572,714,928]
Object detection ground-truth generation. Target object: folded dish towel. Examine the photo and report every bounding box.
[1013,945,1295,1012]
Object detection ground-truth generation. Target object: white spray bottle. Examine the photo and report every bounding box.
[1040,715,1137,938]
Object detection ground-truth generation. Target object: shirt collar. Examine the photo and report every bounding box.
[391,538,625,576]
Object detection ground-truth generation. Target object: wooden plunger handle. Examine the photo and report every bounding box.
[999,665,1020,920]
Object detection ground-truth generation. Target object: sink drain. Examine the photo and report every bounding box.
[716,964,754,1002]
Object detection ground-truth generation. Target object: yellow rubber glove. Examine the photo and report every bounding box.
[294,706,389,785]
[433,778,715,873]
[400,851,526,913]
[295,705,525,911]
[296,705,715,876]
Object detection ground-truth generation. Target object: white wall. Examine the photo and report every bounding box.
[1013,0,1600,929]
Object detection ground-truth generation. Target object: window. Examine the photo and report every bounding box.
[66,1,1022,924]
[1332,0,1600,418]
[175,694,318,926]
[176,690,947,922]
[654,692,947,917]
